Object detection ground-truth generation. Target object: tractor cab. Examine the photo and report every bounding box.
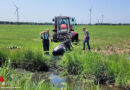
[52,16,76,42]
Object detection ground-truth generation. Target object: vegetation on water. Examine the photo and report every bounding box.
[0,64,102,90]
[0,25,130,89]
[0,64,53,90]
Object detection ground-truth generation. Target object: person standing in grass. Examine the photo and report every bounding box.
[82,28,91,50]
[40,29,52,54]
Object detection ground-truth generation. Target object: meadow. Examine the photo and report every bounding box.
[0,25,130,90]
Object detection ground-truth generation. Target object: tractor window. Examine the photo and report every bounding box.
[59,18,69,29]
[59,19,69,25]
[70,18,76,25]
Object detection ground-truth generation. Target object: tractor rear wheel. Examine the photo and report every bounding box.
[53,32,58,42]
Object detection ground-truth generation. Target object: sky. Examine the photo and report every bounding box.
[0,0,130,24]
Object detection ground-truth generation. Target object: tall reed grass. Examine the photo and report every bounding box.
[0,48,52,71]
[59,49,130,87]
[0,64,101,90]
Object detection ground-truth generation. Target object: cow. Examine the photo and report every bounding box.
[52,39,73,56]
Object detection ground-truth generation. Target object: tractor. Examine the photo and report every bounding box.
[52,16,76,42]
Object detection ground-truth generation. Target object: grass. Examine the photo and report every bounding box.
[59,49,130,87]
[0,64,53,90]
[0,25,59,50]
[0,25,130,89]
[0,25,130,50]
[0,64,101,90]
[0,48,52,71]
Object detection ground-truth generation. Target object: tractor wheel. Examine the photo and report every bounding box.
[53,32,58,42]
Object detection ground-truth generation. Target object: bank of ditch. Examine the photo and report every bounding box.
[0,48,130,89]
[59,49,130,88]
[0,48,52,71]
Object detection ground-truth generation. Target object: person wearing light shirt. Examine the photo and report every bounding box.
[82,28,91,50]
[40,29,52,54]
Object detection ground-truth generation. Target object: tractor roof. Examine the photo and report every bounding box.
[55,16,70,19]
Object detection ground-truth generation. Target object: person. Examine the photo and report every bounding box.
[61,20,65,24]
[69,29,79,43]
[82,28,91,50]
[40,29,52,54]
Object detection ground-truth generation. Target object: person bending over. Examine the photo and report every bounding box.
[69,29,79,43]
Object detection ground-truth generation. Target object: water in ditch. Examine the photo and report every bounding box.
[32,71,125,90]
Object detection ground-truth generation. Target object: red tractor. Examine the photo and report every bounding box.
[52,16,76,42]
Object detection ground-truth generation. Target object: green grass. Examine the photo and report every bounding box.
[0,48,52,71]
[59,49,130,87]
[0,65,53,90]
[0,25,59,50]
[0,25,130,89]
[0,25,130,50]
[0,64,101,90]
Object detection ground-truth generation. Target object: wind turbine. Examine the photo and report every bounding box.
[89,8,92,25]
[101,14,104,24]
[12,1,19,22]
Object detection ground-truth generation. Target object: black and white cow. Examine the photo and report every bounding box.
[52,39,73,56]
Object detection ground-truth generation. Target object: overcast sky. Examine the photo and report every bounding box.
[0,0,130,24]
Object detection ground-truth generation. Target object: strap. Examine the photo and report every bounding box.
[43,32,49,39]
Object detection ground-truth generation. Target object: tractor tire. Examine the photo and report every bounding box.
[53,32,58,42]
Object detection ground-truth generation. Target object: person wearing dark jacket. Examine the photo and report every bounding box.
[40,29,51,54]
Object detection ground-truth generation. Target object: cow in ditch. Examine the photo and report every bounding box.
[52,39,73,56]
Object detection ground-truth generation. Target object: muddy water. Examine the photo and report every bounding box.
[49,73,65,88]
[15,69,125,90]
[100,85,125,90]
[32,72,125,90]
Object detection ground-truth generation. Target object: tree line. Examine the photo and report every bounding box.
[0,21,130,25]
[78,23,130,25]
[0,21,53,25]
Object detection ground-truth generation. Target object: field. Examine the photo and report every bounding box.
[0,25,130,53]
[0,25,130,90]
